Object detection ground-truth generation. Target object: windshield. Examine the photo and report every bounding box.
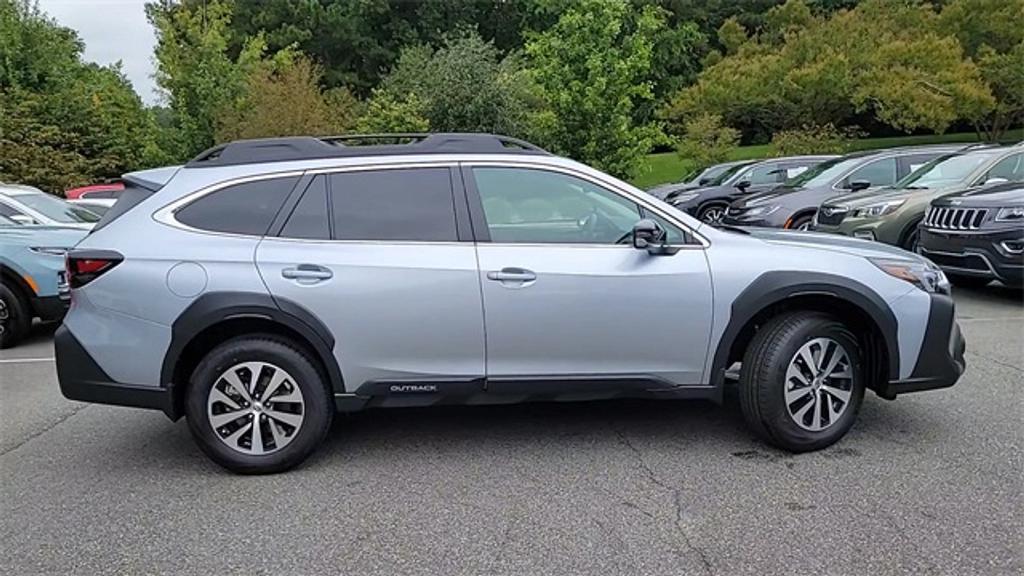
[714,162,755,186]
[896,151,1001,189]
[692,163,732,185]
[785,156,863,188]
[13,193,100,223]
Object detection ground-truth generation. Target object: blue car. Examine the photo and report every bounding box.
[0,214,87,347]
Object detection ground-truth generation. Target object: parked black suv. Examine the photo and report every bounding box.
[918,182,1024,288]
[723,145,968,230]
[668,155,836,224]
[646,160,754,200]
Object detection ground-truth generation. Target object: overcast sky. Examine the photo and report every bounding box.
[38,0,159,105]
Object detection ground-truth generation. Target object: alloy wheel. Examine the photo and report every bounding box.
[0,298,8,338]
[701,206,725,224]
[783,338,854,431]
[207,361,306,455]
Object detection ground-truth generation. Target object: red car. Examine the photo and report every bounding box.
[64,182,124,200]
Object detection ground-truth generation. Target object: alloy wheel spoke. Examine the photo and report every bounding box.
[224,422,252,448]
[251,417,265,454]
[811,391,823,430]
[785,385,812,405]
[261,369,289,402]
[822,384,851,404]
[221,369,251,402]
[209,410,246,429]
[209,388,241,411]
[266,408,302,429]
[821,347,846,378]
[268,418,287,449]
[241,362,267,397]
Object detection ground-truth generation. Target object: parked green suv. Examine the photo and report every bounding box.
[814,145,1024,250]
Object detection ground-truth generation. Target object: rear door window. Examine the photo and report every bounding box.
[328,168,457,242]
[175,176,299,236]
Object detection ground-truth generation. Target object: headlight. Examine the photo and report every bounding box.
[995,206,1024,222]
[29,246,70,256]
[670,191,699,204]
[871,258,950,294]
[854,200,906,218]
[743,205,780,216]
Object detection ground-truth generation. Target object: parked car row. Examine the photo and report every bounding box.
[655,142,1024,288]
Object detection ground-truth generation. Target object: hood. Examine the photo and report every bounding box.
[835,183,961,209]
[648,182,696,199]
[932,183,1024,208]
[744,227,923,262]
[0,225,88,248]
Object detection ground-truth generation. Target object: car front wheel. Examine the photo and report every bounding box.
[0,283,30,349]
[185,335,333,474]
[738,312,865,452]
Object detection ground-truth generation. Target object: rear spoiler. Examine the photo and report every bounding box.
[121,165,181,192]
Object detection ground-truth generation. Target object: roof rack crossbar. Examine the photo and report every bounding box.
[185,132,550,168]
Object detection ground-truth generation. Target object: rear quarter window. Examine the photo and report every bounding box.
[175,176,300,236]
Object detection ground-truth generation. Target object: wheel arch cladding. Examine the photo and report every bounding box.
[711,271,900,391]
[161,292,343,418]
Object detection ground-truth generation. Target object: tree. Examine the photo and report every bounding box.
[0,0,163,192]
[665,0,999,141]
[378,31,536,137]
[940,0,1024,140]
[355,90,430,133]
[146,0,268,158]
[526,0,664,178]
[216,55,358,141]
[676,113,740,169]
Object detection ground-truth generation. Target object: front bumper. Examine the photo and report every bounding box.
[55,325,179,419]
[720,208,790,228]
[812,214,905,245]
[875,293,965,399]
[919,227,1024,287]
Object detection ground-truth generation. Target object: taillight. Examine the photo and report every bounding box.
[66,250,123,289]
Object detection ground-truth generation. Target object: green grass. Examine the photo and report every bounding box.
[629,131,1005,189]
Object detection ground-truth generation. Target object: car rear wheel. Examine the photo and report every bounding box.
[788,214,813,231]
[0,284,30,349]
[185,335,333,474]
[697,203,727,225]
[947,274,991,289]
[738,312,865,452]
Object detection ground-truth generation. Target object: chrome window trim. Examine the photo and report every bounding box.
[153,158,709,247]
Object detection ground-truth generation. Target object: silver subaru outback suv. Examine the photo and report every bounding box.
[56,134,965,474]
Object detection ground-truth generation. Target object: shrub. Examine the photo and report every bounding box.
[675,113,740,169]
[770,123,862,156]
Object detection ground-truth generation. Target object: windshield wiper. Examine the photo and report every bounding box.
[902,185,929,190]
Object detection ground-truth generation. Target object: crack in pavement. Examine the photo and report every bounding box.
[611,424,714,576]
[966,350,1022,373]
[0,403,90,458]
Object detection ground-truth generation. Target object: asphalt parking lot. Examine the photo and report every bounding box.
[1,287,1022,576]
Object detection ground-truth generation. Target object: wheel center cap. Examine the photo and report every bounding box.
[252,402,263,412]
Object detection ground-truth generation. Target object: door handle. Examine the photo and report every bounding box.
[282,264,333,281]
[486,268,537,282]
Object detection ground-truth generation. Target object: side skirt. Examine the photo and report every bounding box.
[335,375,720,412]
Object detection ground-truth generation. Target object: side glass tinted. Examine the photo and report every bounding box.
[281,176,329,240]
[843,158,897,188]
[472,167,641,244]
[329,168,457,242]
[985,153,1024,182]
[176,176,298,235]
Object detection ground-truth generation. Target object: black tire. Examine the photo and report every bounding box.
[788,214,813,231]
[901,223,921,252]
[0,283,30,349]
[697,203,728,224]
[738,312,865,452]
[947,274,991,289]
[185,335,333,474]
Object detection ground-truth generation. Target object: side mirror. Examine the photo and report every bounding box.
[631,219,679,256]
[735,180,751,191]
[698,177,711,185]
[984,177,1009,186]
[848,180,871,192]
[9,214,35,225]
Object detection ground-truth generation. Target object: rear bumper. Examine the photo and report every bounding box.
[31,294,69,323]
[55,324,179,419]
[876,293,965,399]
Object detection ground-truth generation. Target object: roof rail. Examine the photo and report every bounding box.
[186,133,550,168]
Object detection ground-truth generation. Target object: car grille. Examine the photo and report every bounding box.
[923,206,987,230]
[816,206,848,226]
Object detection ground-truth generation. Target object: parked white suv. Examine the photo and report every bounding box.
[56,134,965,474]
